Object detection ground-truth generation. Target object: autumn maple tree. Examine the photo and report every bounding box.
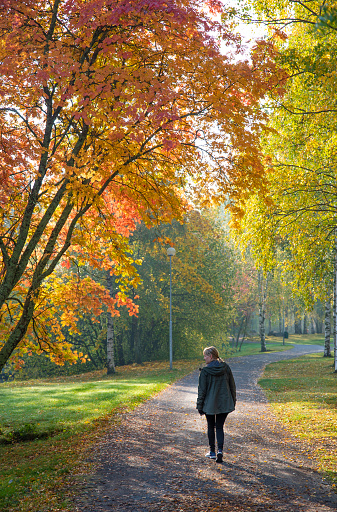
[0,0,281,371]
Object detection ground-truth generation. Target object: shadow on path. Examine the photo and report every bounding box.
[74,345,337,512]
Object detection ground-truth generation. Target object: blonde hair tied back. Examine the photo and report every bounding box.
[203,346,224,362]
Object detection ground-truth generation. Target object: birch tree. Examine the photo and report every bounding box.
[258,270,268,352]
[324,299,332,358]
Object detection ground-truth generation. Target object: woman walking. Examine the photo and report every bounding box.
[196,346,236,463]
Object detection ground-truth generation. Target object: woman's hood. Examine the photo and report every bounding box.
[203,361,227,376]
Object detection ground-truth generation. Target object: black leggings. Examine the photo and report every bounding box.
[205,413,228,452]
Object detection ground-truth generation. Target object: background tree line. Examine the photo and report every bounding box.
[4,207,329,380]
[6,210,237,378]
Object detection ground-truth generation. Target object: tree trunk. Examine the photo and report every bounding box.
[315,318,323,334]
[303,314,308,334]
[235,315,246,348]
[333,248,337,372]
[106,271,116,375]
[238,314,250,352]
[324,299,331,358]
[285,306,289,333]
[130,313,141,363]
[106,312,116,375]
[282,300,285,345]
[135,319,142,364]
[258,270,268,352]
[311,318,316,334]
[117,330,125,366]
[0,292,36,372]
[294,308,302,334]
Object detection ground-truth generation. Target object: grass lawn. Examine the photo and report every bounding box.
[229,333,325,358]
[230,340,292,357]
[285,333,325,345]
[0,359,199,512]
[259,353,337,487]
[0,334,330,511]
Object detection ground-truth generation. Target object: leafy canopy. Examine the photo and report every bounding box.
[0,0,281,370]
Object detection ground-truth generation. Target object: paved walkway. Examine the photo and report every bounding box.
[75,345,337,512]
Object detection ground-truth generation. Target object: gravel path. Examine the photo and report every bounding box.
[74,345,337,512]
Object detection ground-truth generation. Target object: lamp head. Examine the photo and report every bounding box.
[167,247,176,257]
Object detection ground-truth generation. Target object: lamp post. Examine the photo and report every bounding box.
[282,297,285,346]
[167,246,176,370]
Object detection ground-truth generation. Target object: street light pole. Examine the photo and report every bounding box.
[167,247,176,370]
[282,297,285,346]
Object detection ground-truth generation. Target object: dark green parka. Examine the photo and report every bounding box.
[196,360,236,415]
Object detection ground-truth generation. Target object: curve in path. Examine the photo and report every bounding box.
[75,344,337,512]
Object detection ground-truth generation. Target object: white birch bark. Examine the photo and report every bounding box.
[106,312,116,375]
[334,248,337,372]
[106,270,116,375]
[324,299,331,358]
[258,270,267,352]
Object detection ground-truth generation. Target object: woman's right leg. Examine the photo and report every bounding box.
[205,414,216,452]
[215,412,228,451]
